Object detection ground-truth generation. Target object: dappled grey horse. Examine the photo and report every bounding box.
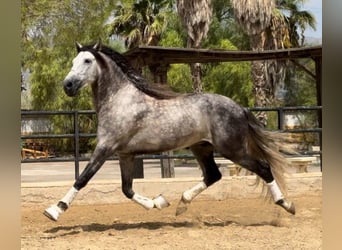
[44,42,295,221]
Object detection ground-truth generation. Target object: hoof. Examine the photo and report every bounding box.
[153,195,170,210]
[276,199,296,215]
[175,198,189,216]
[44,205,62,221]
[286,202,296,215]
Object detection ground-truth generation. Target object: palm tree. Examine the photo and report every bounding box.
[231,0,275,126]
[176,0,213,93]
[107,0,173,83]
[108,0,172,49]
[276,0,316,47]
[264,0,317,104]
[231,0,316,126]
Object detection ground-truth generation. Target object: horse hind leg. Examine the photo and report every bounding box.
[176,142,222,216]
[233,156,295,215]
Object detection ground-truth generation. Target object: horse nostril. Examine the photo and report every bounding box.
[64,80,73,89]
[63,79,78,96]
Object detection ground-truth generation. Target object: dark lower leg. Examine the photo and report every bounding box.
[56,159,106,211]
[74,160,105,190]
[58,146,110,211]
[176,143,220,216]
[236,157,274,183]
[119,154,135,199]
[181,143,221,202]
[202,158,222,187]
[190,142,222,187]
[44,160,105,221]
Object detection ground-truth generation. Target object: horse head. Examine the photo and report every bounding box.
[63,41,101,96]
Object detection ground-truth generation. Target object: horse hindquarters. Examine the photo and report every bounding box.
[212,108,295,215]
[244,110,295,214]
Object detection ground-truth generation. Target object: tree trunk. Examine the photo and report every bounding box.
[177,0,213,94]
[190,63,202,93]
[187,38,203,93]
[251,60,269,127]
[249,34,271,127]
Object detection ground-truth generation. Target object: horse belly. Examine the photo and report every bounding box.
[127,134,206,154]
[125,116,210,153]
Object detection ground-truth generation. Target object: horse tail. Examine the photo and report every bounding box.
[244,108,295,199]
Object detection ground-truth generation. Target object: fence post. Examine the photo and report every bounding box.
[314,57,322,171]
[74,111,80,179]
[278,107,284,130]
[161,151,175,178]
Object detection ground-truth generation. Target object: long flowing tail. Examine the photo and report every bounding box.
[244,109,295,199]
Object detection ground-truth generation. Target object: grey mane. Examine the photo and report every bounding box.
[79,44,181,100]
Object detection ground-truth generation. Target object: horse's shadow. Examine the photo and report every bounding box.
[43,219,280,237]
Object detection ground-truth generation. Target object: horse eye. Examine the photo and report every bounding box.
[84,59,92,64]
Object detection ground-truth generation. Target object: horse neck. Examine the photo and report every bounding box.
[92,59,132,113]
[90,83,101,112]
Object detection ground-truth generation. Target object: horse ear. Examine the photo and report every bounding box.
[75,42,83,52]
[93,39,102,50]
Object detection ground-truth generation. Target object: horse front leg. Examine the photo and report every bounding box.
[119,154,170,210]
[44,145,112,221]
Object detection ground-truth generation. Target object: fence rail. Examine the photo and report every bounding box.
[21,106,322,178]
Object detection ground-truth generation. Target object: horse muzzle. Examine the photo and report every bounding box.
[63,78,82,97]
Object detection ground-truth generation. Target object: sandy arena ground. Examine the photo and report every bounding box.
[21,191,321,250]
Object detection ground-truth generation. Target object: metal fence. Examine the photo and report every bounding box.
[21,106,322,178]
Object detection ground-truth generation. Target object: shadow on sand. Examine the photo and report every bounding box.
[43,218,282,238]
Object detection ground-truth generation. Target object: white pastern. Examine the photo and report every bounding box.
[267,180,284,202]
[60,186,79,207]
[44,187,79,221]
[182,181,207,203]
[132,193,155,210]
[153,195,170,209]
